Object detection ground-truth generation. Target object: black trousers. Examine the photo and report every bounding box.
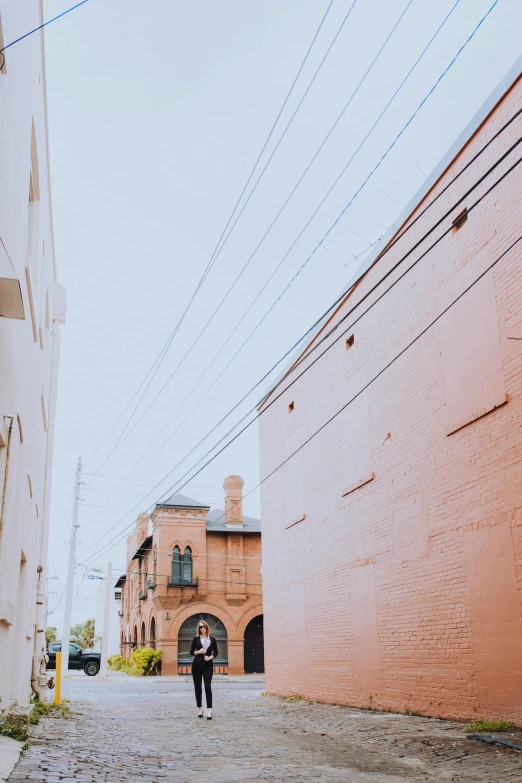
[192,665,213,708]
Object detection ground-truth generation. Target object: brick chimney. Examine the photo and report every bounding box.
[136,512,149,542]
[223,475,244,527]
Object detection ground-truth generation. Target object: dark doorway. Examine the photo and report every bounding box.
[244,615,264,673]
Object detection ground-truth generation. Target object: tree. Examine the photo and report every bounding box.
[45,627,57,645]
[70,618,95,649]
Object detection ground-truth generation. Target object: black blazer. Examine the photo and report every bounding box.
[190,635,219,667]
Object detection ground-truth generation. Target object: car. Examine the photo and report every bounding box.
[47,641,101,676]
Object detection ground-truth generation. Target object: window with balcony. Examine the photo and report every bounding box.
[170,545,196,586]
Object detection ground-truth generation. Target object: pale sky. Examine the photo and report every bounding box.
[40,0,522,632]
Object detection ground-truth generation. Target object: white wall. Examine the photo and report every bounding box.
[0,1,65,708]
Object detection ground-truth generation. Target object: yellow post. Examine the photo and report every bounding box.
[54,652,62,705]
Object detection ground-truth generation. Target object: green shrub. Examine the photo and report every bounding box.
[107,654,125,671]
[130,647,162,675]
[466,717,515,733]
[108,648,162,676]
[0,702,72,747]
[0,712,29,744]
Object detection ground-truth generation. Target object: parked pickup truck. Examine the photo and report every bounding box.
[47,641,101,676]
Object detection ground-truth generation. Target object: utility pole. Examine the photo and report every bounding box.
[99,562,112,678]
[61,457,82,679]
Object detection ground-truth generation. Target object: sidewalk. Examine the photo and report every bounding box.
[0,737,22,783]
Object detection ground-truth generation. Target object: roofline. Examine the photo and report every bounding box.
[114,575,126,588]
[155,502,211,511]
[206,528,261,535]
[259,54,522,408]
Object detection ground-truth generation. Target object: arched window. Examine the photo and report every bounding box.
[183,547,193,584]
[150,617,156,650]
[171,546,181,583]
[141,622,146,647]
[133,626,138,648]
[177,614,228,666]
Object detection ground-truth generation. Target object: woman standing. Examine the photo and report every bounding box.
[190,619,218,719]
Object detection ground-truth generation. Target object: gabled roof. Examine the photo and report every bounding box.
[156,492,210,510]
[206,509,261,534]
[131,535,152,560]
[260,55,522,407]
[152,493,261,534]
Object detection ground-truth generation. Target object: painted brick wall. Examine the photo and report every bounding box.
[259,74,522,722]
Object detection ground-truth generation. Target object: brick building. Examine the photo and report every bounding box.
[259,61,522,722]
[117,476,263,675]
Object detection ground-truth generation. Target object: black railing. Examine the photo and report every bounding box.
[168,577,199,588]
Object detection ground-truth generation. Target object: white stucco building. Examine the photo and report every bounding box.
[0,2,65,708]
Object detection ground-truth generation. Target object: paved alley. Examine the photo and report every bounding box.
[7,672,522,783]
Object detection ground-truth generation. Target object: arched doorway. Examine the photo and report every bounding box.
[244,615,264,673]
[133,626,138,649]
[141,622,146,647]
[177,613,228,674]
[150,617,156,650]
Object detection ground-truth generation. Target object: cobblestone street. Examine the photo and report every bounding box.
[6,672,522,783]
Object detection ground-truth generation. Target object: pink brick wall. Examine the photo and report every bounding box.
[259,75,522,722]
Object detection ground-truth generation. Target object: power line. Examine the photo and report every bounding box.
[232,233,522,521]
[79,133,521,565]
[186,0,360,292]
[85,0,341,469]
[83,0,496,507]
[87,231,522,567]
[112,230,522,562]
[91,1,361,470]
[80,143,520,565]
[126,243,376,479]
[91,0,416,469]
[0,0,89,70]
[125,0,466,480]
[79,85,519,565]
[149,151,522,503]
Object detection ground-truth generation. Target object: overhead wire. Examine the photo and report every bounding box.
[116,228,522,565]
[92,0,415,469]
[86,0,341,469]
[85,230,522,569]
[144,149,522,505]
[79,123,522,565]
[0,0,89,71]
[226,233,522,525]
[84,0,497,517]
[119,0,464,481]
[129,243,376,478]
[80,138,520,565]
[79,54,516,565]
